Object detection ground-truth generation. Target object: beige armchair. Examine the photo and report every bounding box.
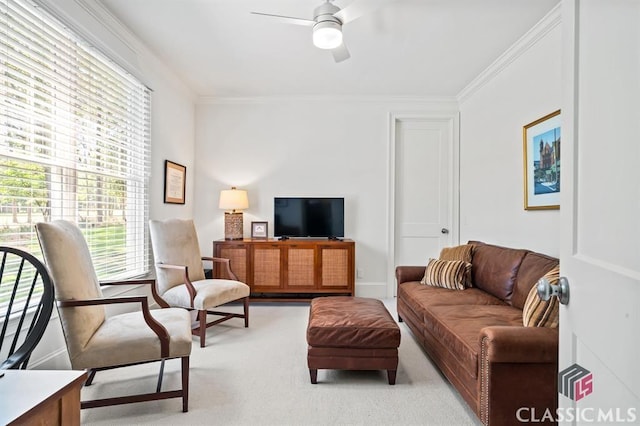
[35,220,192,412]
[149,218,250,348]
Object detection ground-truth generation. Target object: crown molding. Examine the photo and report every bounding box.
[197,95,458,106]
[456,4,561,104]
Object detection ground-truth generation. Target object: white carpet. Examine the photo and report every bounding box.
[81,299,480,425]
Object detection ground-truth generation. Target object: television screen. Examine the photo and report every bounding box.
[274,197,344,238]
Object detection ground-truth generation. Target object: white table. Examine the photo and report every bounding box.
[0,369,86,425]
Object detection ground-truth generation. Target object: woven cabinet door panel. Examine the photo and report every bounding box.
[287,246,316,288]
[320,247,349,289]
[218,246,248,282]
[253,246,282,289]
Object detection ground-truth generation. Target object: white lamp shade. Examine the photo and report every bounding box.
[313,21,343,50]
[219,188,249,211]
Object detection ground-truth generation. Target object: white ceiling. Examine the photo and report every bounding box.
[98,0,560,98]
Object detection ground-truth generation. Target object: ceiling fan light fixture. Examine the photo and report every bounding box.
[313,21,343,50]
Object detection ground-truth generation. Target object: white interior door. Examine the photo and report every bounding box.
[392,116,456,278]
[559,1,640,423]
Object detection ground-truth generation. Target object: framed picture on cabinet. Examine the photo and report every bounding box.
[251,221,268,239]
[523,110,561,210]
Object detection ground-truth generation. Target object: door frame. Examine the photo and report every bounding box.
[387,111,461,298]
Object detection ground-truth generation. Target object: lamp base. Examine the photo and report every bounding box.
[224,212,243,240]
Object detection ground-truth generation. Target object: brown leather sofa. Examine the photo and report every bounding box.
[396,241,558,425]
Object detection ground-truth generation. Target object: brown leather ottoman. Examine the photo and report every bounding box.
[306,296,401,385]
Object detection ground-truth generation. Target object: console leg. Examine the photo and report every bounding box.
[309,369,318,384]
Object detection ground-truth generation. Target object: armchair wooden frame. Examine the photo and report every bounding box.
[156,257,249,348]
[59,278,189,412]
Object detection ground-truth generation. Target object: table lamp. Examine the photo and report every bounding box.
[219,187,249,240]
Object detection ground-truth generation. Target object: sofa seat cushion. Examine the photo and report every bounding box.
[399,281,506,313]
[424,305,524,379]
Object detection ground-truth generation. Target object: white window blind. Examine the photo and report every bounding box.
[0,0,151,299]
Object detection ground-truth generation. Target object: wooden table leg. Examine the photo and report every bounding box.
[387,369,397,385]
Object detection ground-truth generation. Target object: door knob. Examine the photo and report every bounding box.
[537,276,570,305]
[441,228,449,234]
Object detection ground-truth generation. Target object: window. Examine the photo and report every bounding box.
[0,0,151,305]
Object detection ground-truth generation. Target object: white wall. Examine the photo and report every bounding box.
[458,9,562,257]
[146,65,196,221]
[194,97,457,296]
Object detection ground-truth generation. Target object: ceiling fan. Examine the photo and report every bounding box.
[251,0,393,63]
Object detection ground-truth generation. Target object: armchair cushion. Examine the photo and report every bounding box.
[71,308,192,369]
[162,279,250,310]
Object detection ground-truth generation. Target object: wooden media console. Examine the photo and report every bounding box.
[212,239,355,299]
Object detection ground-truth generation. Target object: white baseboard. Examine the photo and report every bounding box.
[30,347,70,370]
[354,281,388,299]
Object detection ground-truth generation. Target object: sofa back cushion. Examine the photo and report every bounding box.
[470,242,529,303]
[512,252,559,309]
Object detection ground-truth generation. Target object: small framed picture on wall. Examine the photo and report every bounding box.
[164,160,186,204]
[251,221,268,239]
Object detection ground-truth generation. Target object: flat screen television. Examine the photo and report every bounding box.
[274,197,344,238]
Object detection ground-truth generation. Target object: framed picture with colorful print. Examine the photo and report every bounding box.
[523,110,561,210]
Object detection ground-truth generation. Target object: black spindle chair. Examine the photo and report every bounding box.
[0,246,54,370]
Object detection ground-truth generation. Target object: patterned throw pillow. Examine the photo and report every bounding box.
[439,244,473,263]
[420,258,471,290]
[523,265,560,327]
[439,244,474,287]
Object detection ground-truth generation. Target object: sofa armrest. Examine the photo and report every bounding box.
[480,326,558,364]
[395,266,425,285]
[480,326,558,425]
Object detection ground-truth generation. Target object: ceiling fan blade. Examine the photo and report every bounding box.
[250,11,315,27]
[334,0,394,24]
[331,43,351,63]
